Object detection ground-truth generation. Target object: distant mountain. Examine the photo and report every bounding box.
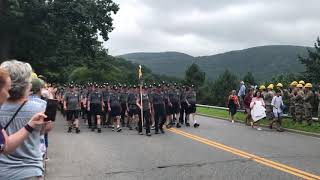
[119,45,310,82]
[119,52,195,78]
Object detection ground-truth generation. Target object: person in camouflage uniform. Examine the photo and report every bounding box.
[295,89,304,124]
[304,83,314,125]
[288,88,297,123]
[264,85,274,120]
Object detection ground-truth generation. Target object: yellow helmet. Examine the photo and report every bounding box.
[296,84,303,88]
[299,80,305,85]
[304,83,312,88]
[276,83,283,88]
[267,84,274,89]
[31,72,38,79]
[259,85,266,90]
[291,81,298,86]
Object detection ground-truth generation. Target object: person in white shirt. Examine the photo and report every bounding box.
[270,89,284,132]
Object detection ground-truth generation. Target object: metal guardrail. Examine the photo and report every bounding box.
[196,104,319,121]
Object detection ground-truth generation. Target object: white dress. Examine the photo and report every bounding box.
[251,100,266,122]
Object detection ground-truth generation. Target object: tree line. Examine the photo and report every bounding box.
[185,38,320,107]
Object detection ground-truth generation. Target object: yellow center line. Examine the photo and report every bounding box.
[168,128,320,180]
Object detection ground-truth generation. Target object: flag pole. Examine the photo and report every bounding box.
[138,65,144,129]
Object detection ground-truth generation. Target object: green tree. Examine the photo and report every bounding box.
[0,0,119,83]
[185,63,206,87]
[299,37,320,83]
[243,72,255,85]
[211,70,238,106]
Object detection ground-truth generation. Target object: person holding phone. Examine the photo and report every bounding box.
[0,60,53,180]
[64,84,81,133]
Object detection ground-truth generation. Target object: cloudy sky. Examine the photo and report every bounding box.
[103,0,320,56]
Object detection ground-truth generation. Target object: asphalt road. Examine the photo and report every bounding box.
[45,113,320,180]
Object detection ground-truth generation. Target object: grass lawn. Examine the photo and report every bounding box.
[197,107,320,134]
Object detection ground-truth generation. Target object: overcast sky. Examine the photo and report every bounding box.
[103,0,320,56]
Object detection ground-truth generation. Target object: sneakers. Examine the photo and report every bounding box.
[139,132,143,135]
[257,127,262,131]
[151,126,155,130]
[166,124,172,129]
[160,128,165,134]
[76,128,80,134]
[194,123,200,128]
[146,133,151,136]
[176,123,181,128]
[186,123,190,127]
[97,128,101,133]
[116,127,122,132]
[68,127,72,133]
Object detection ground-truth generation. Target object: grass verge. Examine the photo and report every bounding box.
[197,107,320,134]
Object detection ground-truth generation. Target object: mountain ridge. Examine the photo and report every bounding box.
[119,45,311,82]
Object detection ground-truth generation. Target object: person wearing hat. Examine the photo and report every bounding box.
[295,88,304,124]
[102,83,111,128]
[80,85,88,121]
[270,89,284,131]
[259,85,266,94]
[185,85,199,127]
[179,85,188,126]
[136,86,152,136]
[88,84,103,133]
[163,84,172,128]
[108,86,122,132]
[304,83,314,125]
[152,84,166,134]
[148,85,156,130]
[168,84,181,128]
[64,84,81,133]
[127,85,139,130]
[288,87,298,123]
[119,85,129,128]
[264,84,275,120]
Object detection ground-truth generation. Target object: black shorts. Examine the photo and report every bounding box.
[110,106,121,117]
[186,103,196,114]
[154,104,165,117]
[121,103,127,115]
[171,102,180,114]
[165,103,172,115]
[129,108,139,117]
[103,101,109,113]
[66,110,79,121]
[90,103,102,116]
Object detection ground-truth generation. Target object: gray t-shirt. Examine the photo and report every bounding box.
[89,91,103,105]
[0,101,46,179]
[186,91,196,104]
[64,91,81,110]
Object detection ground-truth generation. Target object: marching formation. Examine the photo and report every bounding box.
[57,82,198,136]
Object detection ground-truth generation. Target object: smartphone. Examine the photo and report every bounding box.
[45,99,58,121]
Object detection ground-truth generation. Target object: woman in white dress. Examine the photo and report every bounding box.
[250,91,266,130]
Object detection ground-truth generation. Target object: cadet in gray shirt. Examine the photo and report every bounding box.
[64,85,81,133]
[88,85,103,133]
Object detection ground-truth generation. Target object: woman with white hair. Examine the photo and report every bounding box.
[0,68,46,154]
[0,60,53,180]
